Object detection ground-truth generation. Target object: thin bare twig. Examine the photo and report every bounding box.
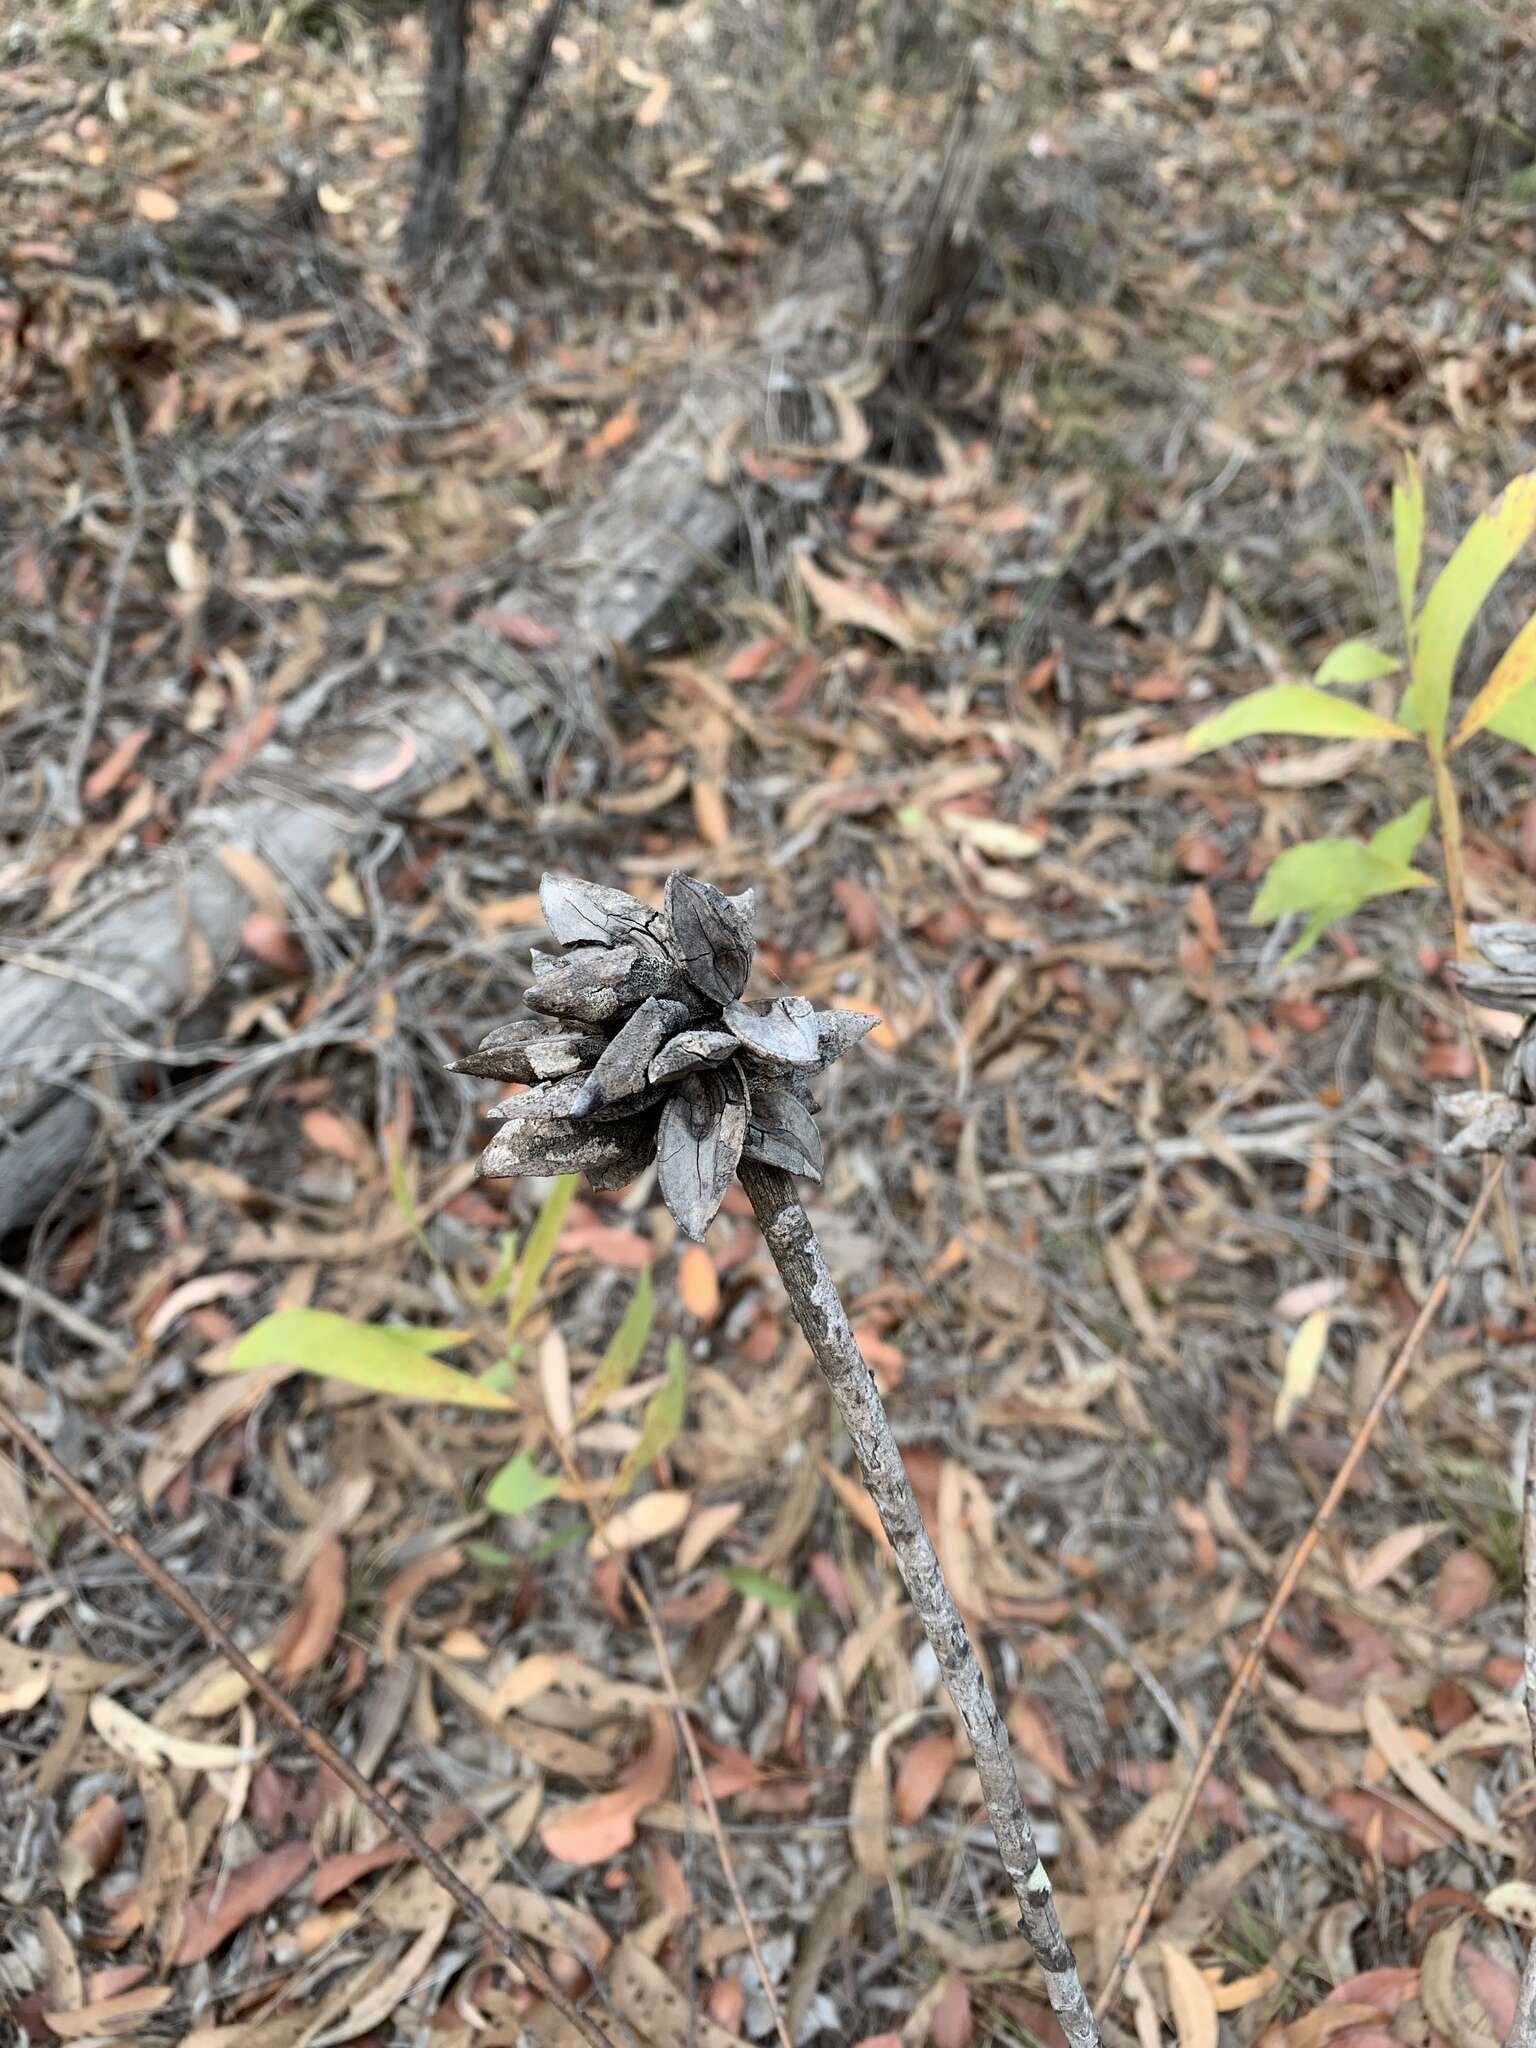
[60,397,143,825]
[0,1263,135,1367]
[1095,1162,1502,2021]
[739,1158,1101,2048]
[547,1427,794,2048]
[1511,1394,1536,2048]
[480,0,571,211]
[0,1394,620,2048]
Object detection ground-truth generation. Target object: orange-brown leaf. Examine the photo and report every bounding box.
[175,1841,313,1965]
[678,1244,721,1323]
[275,1537,347,1681]
[539,1711,676,1866]
[893,1731,956,1825]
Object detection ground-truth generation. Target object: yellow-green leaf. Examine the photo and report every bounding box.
[576,1266,655,1424]
[1393,452,1425,644]
[1485,678,1536,754]
[1450,609,1536,749]
[1186,684,1411,754]
[1367,796,1433,868]
[720,1566,802,1611]
[612,1337,687,1498]
[388,1143,437,1264]
[485,1449,562,1515]
[1313,639,1401,687]
[1251,840,1434,925]
[1414,470,1536,750]
[506,1173,578,1337]
[219,1308,514,1407]
[1275,1309,1330,1432]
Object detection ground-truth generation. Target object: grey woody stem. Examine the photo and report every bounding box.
[740,1160,1101,2048]
[1513,1398,1536,2048]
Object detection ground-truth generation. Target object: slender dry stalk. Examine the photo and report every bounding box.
[1512,1396,1536,2048]
[1094,1162,1501,2021]
[60,398,142,825]
[738,1158,1101,2048]
[0,1395,621,2048]
[480,0,571,210]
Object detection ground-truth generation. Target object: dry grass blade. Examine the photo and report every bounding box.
[0,1393,621,2048]
[1095,1163,1503,2022]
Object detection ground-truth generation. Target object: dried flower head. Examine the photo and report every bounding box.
[450,872,879,1238]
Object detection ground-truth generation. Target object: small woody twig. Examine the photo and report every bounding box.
[0,1395,620,2048]
[739,1158,1101,2048]
[1094,1162,1502,2022]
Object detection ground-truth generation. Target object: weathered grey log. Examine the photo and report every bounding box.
[0,259,865,1237]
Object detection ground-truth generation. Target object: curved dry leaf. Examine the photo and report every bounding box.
[722,995,818,1065]
[797,551,919,651]
[1161,1943,1219,2048]
[1484,1880,1536,1929]
[657,1065,749,1240]
[140,1367,291,1507]
[46,1988,173,2038]
[893,1730,957,1825]
[611,1937,752,2048]
[312,1903,452,2047]
[176,1841,314,1966]
[664,872,753,1004]
[540,1711,676,1866]
[540,873,668,952]
[89,1696,259,1771]
[1420,1919,1502,2048]
[675,1499,744,1571]
[587,1489,692,1559]
[1361,1693,1516,1854]
[275,1536,346,1681]
[59,1792,125,1902]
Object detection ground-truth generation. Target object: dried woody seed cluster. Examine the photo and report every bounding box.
[1447,923,1536,1157]
[451,872,879,1237]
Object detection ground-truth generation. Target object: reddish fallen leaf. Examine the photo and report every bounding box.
[724,634,786,682]
[854,1323,905,1388]
[198,706,277,800]
[275,1536,347,1680]
[833,877,882,947]
[584,407,639,459]
[83,727,151,805]
[678,1244,721,1322]
[1422,1043,1477,1080]
[1330,1789,1450,1866]
[1273,998,1330,1032]
[473,609,562,648]
[540,1711,675,1866]
[1009,1696,1077,1788]
[175,1840,313,1965]
[301,1109,360,1160]
[60,1792,125,1901]
[772,650,820,715]
[1459,1945,1518,2037]
[559,1221,654,1268]
[1432,1548,1494,1624]
[707,1976,747,2029]
[336,732,417,791]
[893,1730,956,1825]
[241,912,307,974]
[932,1972,973,2048]
[1326,1970,1421,2013]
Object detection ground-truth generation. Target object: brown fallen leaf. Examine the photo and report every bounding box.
[1161,1943,1218,2048]
[796,551,919,652]
[894,1730,957,1826]
[82,727,151,806]
[275,1536,347,1681]
[540,1710,676,1866]
[176,1840,314,1966]
[90,1696,258,1772]
[59,1791,126,1902]
[45,1987,173,2038]
[678,1243,721,1322]
[609,1939,750,2047]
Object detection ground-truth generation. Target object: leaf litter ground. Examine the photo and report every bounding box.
[5,0,1536,2044]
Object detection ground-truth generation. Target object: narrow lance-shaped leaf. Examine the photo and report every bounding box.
[472,1231,520,1307]
[1394,451,1425,646]
[612,1338,688,1498]
[1251,837,1436,966]
[388,1142,437,1265]
[1450,609,1536,750]
[1413,469,1536,751]
[506,1173,578,1337]
[1185,683,1412,754]
[1313,640,1402,687]
[217,1309,514,1409]
[576,1265,655,1423]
